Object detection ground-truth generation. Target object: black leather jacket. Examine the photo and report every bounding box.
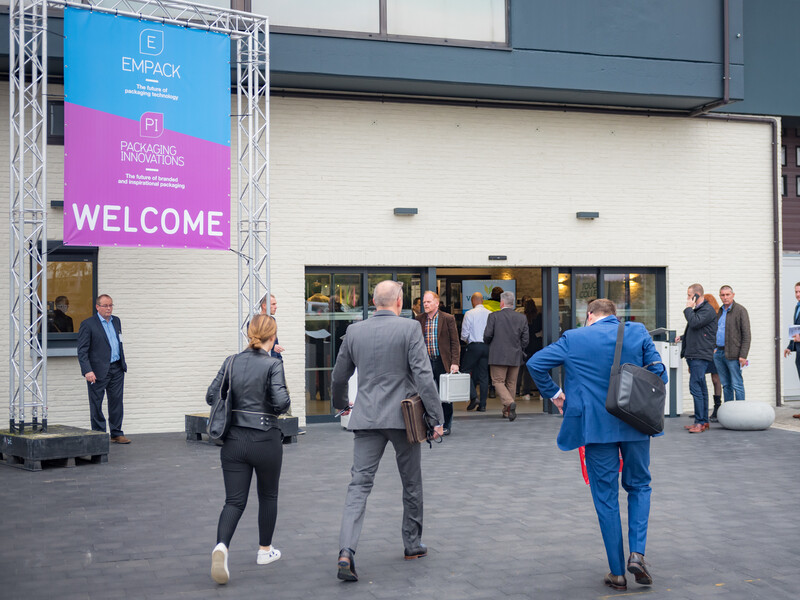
[206,348,291,431]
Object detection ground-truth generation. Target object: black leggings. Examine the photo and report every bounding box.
[216,426,283,547]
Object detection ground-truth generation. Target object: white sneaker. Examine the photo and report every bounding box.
[257,547,281,565]
[522,394,531,401]
[211,542,230,584]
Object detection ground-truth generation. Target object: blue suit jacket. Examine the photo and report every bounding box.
[527,317,667,451]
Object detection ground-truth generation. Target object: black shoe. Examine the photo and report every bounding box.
[466,400,478,411]
[404,544,428,560]
[604,573,627,590]
[337,548,358,581]
[626,552,652,585]
[709,416,718,423]
[508,402,517,422]
[476,407,486,412]
[442,428,451,436]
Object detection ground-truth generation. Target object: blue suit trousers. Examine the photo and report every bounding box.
[583,439,651,576]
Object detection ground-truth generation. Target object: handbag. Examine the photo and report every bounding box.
[605,322,666,435]
[208,355,236,441]
[401,394,435,446]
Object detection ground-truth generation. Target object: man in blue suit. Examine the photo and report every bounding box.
[527,299,667,591]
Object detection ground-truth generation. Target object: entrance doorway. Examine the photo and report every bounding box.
[303,265,666,423]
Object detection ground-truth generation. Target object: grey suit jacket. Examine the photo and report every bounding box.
[332,310,444,430]
[484,307,529,366]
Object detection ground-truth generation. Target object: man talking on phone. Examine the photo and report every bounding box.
[681,284,718,433]
[331,280,444,582]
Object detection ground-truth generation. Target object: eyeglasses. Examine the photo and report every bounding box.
[97,304,114,308]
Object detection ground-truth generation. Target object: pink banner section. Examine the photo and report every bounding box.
[64,103,231,249]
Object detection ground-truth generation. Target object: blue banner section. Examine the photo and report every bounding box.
[64,7,231,146]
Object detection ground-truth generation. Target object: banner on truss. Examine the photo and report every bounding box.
[63,7,231,249]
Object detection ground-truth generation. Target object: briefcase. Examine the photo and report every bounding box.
[438,372,471,403]
[401,394,431,444]
[605,323,666,435]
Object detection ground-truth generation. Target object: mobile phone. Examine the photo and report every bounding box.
[692,294,699,302]
[334,407,350,418]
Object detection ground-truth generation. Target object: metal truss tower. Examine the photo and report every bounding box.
[8,0,270,432]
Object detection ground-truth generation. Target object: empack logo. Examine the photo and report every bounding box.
[140,29,163,56]
[140,112,164,138]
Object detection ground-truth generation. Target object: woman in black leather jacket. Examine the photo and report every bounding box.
[206,314,291,585]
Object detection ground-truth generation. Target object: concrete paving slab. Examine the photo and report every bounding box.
[2,413,799,599]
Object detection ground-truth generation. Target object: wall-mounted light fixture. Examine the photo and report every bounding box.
[576,211,599,220]
[394,207,418,216]
[488,255,507,261]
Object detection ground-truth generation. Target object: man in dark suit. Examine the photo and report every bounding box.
[77,294,130,444]
[783,281,800,419]
[332,280,444,582]
[484,291,528,421]
[528,299,667,591]
[416,290,460,434]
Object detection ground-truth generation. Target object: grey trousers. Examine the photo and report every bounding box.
[339,429,423,553]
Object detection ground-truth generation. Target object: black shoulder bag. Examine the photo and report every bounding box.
[208,355,235,441]
[605,323,666,435]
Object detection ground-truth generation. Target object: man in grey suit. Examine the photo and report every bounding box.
[332,280,444,582]
[484,291,529,421]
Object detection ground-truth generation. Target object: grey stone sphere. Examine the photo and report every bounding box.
[716,401,775,430]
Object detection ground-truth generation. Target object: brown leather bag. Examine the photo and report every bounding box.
[401,394,432,445]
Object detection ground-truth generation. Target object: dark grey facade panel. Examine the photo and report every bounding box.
[271,34,742,109]
[511,0,743,66]
[722,0,800,118]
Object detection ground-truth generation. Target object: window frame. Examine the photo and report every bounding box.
[254,0,510,50]
[37,241,99,355]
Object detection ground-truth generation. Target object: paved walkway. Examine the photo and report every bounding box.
[2,412,799,600]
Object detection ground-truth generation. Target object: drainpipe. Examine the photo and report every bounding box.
[688,0,731,117]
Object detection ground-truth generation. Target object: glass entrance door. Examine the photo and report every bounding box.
[304,268,423,421]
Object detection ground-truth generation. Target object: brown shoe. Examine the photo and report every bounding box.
[683,424,694,430]
[627,552,653,585]
[688,424,704,433]
[703,423,710,431]
[793,414,800,419]
[604,573,627,590]
[111,435,131,444]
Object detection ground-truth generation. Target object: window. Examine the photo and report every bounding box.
[304,267,423,421]
[254,0,508,47]
[47,100,64,145]
[38,242,98,354]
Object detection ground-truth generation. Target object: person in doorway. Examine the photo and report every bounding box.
[483,286,503,312]
[527,298,667,591]
[484,291,529,421]
[416,291,460,434]
[713,285,750,413]
[331,280,444,582]
[460,292,491,411]
[782,282,800,419]
[681,284,717,433]
[206,315,291,585]
[517,299,543,400]
[412,297,422,317]
[77,294,129,444]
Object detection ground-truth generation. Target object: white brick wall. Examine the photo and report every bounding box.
[0,88,778,431]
